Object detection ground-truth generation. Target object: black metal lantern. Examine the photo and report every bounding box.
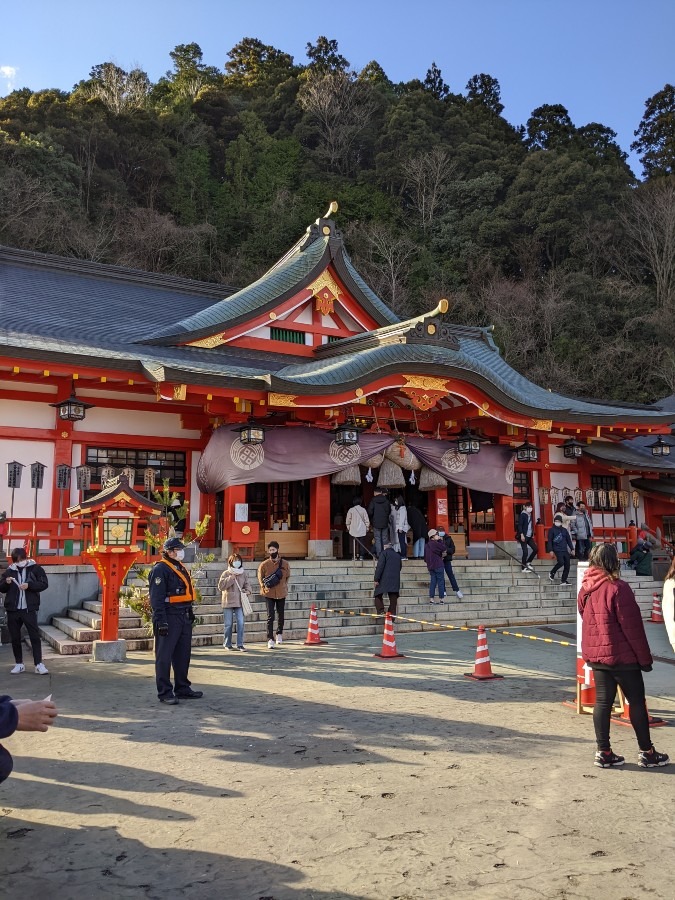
[456,423,482,455]
[561,437,584,459]
[646,435,672,457]
[332,422,360,446]
[514,432,540,463]
[50,381,95,422]
[232,417,266,445]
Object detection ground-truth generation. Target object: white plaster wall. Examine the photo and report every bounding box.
[550,471,579,496]
[0,439,55,518]
[73,407,201,440]
[0,398,56,429]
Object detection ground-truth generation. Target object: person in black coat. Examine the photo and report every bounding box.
[407,505,427,558]
[149,537,203,704]
[546,514,575,584]
[517,503,537,571]
[373,542,402,617]
[0,547,49,675]
[367,489,391,557]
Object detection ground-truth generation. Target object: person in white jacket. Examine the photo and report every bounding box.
[345,497,371,560]
[662,558,675,652]
[393,495,409,559]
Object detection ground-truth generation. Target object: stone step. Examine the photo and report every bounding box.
[39,624,153,655]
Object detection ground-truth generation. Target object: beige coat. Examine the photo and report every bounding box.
[257,556,291,599]
[218,567,253,608]
[663,578,675,651]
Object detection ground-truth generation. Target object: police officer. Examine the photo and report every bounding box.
[149,537,203,705]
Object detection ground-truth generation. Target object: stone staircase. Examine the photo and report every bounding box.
[38,558,665,655]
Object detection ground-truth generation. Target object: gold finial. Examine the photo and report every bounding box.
[438,298,449,314]
[325,200,338,217]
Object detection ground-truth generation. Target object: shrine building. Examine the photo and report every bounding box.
[1,205,674,563]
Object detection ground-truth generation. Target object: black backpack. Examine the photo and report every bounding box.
[262,559,284,589]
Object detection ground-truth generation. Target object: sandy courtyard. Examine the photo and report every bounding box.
[1,622,674,900]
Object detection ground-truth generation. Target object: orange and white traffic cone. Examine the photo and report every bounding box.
[611,688,666,727]
[651,593,664,624]
[374,612,405,659]
[303,604,327,646]
[464,625,504,681]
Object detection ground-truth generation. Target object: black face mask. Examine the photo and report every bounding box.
[269,550,278,558]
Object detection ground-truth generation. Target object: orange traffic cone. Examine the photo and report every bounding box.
[374,612,405,659]
[464,625,504,681]
[650,593,664,624]
[611,688,666,727]
[303,604,327,646]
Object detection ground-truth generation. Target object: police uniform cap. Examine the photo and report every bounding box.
[163,537,185,552]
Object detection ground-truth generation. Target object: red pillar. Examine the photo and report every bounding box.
[309,476,331,540]
[428,489,449,531]
[494,494,515,543]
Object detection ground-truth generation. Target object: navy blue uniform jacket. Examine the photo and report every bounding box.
[0,696,18,783]
[149,556,195,621]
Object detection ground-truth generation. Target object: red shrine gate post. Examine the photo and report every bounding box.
[68,474,162,662]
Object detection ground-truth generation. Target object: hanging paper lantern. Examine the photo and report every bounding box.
[574,489,583,505]
[608,490,618,509]
[618,490,629,509]
[384,443,422,471]
[585,489,595,508]
[632,490,640,510]
[376,459,406,489]
[418,466,447,491]
[143,467,157,493]
[100,465,117,485]
[550,488,560,507]
[538,486,550,505]
[597,490,607,508]
[120,466,136,485]
[331,465,362,486]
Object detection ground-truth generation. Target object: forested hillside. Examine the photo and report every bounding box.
[1,37,674,401]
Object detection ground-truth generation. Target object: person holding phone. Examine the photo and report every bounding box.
[0,547,49,675]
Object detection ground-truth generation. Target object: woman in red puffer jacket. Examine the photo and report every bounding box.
[578,543,669,769]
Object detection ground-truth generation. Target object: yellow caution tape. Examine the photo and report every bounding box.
[317,607,574,648]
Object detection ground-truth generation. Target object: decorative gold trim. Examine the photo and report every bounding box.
[402,375,448,392]
[530,419,553,431]
[269,312,277,320]
[309,270,343,302]
[268,392,298,407]
[188,333,226,349]
[173,384,187,401]
[355,388,364,398]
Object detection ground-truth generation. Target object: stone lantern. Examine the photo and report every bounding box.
[68,474,162,661]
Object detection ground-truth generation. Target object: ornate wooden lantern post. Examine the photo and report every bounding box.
[68,474,162,662]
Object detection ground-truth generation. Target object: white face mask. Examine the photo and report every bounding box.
[16,560,28,568]
[175,550,185,562]
[232,560,242,569]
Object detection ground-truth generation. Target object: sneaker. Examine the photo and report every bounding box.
[10,663,25,675]
[238,646,247,652]
[35,663,49,675]
[276,634,283,645]
[526,564,535,573]
[456,591,464,599]
[560,581,571,586]
[438,596,446,603]
[224,645,239,651]
[521,567,529,573]
[594,749,625,768]
[548,574,556,583]
[429,599,440,605]
[638,746,670,768]
[267,639,275,649]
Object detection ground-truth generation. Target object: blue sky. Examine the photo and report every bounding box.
[1,0,673,174]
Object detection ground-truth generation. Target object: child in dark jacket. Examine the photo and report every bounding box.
[547,515,574,585]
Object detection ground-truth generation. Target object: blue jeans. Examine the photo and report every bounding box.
[413,537,425,558]
[223,606,245,648]
[443,560,459,593]
[429,568,445,599]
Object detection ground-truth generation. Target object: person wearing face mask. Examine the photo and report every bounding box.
[437,528,464,599]
[0,547,49,675]
[517,503,537,573]
[148,537,203,704]
[258,541,291,649]
[218,554,252,651]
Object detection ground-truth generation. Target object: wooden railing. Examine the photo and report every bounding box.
[3,518,156,566]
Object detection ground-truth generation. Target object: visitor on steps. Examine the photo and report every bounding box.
[438,529,463,599]
[393,496,409,560]
[547,515,574,585]
[218,553,253,651]
[258,541,290,649]
[0,547,49,675]
[572,501,594,561]
[345,496,370,560]
[578,543,669,769]
[373,540,402,618]
[407,504,427,558]
[424,530,446,603]
[517,503,537,572]
[367,489,391,557]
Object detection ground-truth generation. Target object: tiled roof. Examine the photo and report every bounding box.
[582,441,675,471]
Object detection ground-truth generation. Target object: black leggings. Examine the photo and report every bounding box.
[592,667,652,752]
